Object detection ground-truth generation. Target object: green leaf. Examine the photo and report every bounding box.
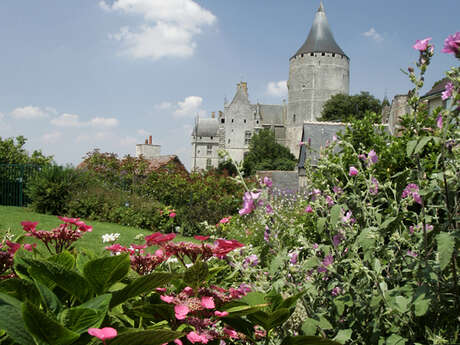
[24,258,92,302]
[301,318,319,336]
[34,280,62,315]
[330,204,343,227]
[0,291,22,309]
[22,302,79,345]
[436,232,455,271]
[107,329,184,345]
[279,291,304,310]
[413,287,431,317]
[281,335,342,345]
[59,308,102,334]
[386,334,407,345]
[221,316,256,340]
[183,261,208,287]
[406,139,417,156]
[317,217,327,233]
[47,251,75,270]
[394,296,409,313]
[0,278,40,304]
[0,305,36,345]
[379,217,396,231]
[110,272,175,308]
[224,303,269,316]
[333,329,352,344]
[239,292,267,306]
[269,254,285,275]
[414,136,432,155]
[318,315,333,330]
[83,253,130,294]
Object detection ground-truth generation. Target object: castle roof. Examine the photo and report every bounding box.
[193,117,219,137]
[293,1,347,59]
[422,78,449,99]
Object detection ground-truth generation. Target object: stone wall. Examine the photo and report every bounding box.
[257,170,299,193]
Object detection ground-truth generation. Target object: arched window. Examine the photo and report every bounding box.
[293,114,296,124]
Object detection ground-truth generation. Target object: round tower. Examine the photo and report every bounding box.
[287,1,349,124]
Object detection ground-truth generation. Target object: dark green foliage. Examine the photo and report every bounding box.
[242,129,296,176]
[26,165,88,215]
[319,91,382,122]
[0,136,53,165]
[216,159,238,176]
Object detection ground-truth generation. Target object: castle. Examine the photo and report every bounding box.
[190,2,410,171]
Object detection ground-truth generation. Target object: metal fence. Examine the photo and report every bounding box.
[0,164,41,207]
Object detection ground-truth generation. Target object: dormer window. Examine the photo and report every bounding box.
[244,119,246,123]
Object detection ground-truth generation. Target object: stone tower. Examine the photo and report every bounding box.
[287,1,349,125]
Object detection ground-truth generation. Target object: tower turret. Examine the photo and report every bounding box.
[287,1,349,126]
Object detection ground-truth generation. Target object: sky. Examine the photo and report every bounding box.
[0,0,458,170]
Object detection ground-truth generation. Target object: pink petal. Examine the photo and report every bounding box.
[88,327,117,340]
[214,311,229,317]
[160,295,174,303]
[174,304,190,320]
[174,339,183,345]
[201,296,215,309]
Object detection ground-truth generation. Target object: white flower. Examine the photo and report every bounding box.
[102,233,120,243]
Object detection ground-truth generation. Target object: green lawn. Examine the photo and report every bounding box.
[0,206,188,254]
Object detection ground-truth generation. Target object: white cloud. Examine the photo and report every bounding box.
[155,101,173,110]
[89,117,119,128]
[10,106,48,119]
[42,131,62,144]
[174,96,204,117]
[51,113,83,127]
[267,80,288,97]
[101,0,216,60]
[362,27,383,42]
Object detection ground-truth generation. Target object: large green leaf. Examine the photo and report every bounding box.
[0,305,36,345]
[224,303,269,316]
[83,254,130,294]
[406,139,417,157]
[48,251,75,270]
[281,335,342,345]
[110,272,175,308]
[0,278,40,304]
[239,292,267,306]
[107,329,184,345]
[413,286,431,317]
[0,291,22,309]
[34,280,62,315]
[386,334,407,345]
[414,136,432,155]
[330,204,343,227]
[436,232,455,271]
[59,295,111,334]
[333,329,352,344]
[22,302,80,345]
[24,258,93,302]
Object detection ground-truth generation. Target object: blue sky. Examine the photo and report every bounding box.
[0,0,458,169]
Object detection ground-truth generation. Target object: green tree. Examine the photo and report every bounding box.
[0,136,53,165]
[242,129,296,176]
[319,91,382,122]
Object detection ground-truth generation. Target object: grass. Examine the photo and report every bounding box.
[0,206,189,254]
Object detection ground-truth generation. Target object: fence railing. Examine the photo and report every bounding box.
[0,164,41,207]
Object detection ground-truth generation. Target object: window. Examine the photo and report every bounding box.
[310,53,314,56]
[256,120,259,124]
[244,119,246,123]
[207,144,212,155]
[206,159,212,169]
[245,131,252,145]
[293,114,296,123]
[210,136,213,140]
[231,119,234,123]
[221,118,225,124]
[322,52,325,56]
[228,139,231,144]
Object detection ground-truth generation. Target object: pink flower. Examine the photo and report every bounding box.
[331,286,342,296]
[183,286,194,295]
[169,212,176,218]
[265,204,274,214]
[332,233,344,247]
[88,328,117,344]
[201,296,215,309]
[194,235,210,241]
[23,243,36,252]
[402,183,422,205]
[239,191,260,215]
[368,150,378,164]
[213,239,244,258]
[304,205,313,213]
[145,232,176,245]
[174,304,190,320]
[289,252,298,265]
[223,328,239,339]
[174,339,183,345]
[442,82,454,101]
[325,195,334,207]
[156,287,166,292]
[442,32,460,55]
[20,221,38,232]
[437,115,443,129]
[370,177,379,195]
[219,217,230,224]
[407,250,418,258]
[215,311,229,317]
[263,176,273,188]
[413,37,432,51]
[187,332,208,344]
[322,255,334,267]
[349,166,358,176]
[160,295,174,303]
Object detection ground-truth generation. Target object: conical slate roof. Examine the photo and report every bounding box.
[293,1,347,58]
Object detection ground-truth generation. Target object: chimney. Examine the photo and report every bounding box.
[218,111,223,117]
[145,138,148,144]
[149,136,152,145]
[240,82,248,93]
[211,111,215,118]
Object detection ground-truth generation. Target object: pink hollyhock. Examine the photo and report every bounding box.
[174,339,183,345]
[370,177,379,195]
[219,217,230,224]
[323,255,334,266]
[187,332,208,344]
[413,37,432,51]
[215,310,229,317]
[349,166,358,176]
[437,115,443,129]
[401,183,423,205]
[169,212,176,218]
[201,296,215,309]
[174,304,190,320]
[145,232,176,245]
[331,286,342,296]
[88,328,117,344]
[263,176,273,187]
[442,32,460,55]
[368,149,378,164]
[325,195,334,207]
[194,235,210,241]
[304,205,313,213]
[442,82,454,101]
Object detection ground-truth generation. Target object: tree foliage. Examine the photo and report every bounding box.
[0,136,53,165]
[243,129,296,176]
[319,91,382,122]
